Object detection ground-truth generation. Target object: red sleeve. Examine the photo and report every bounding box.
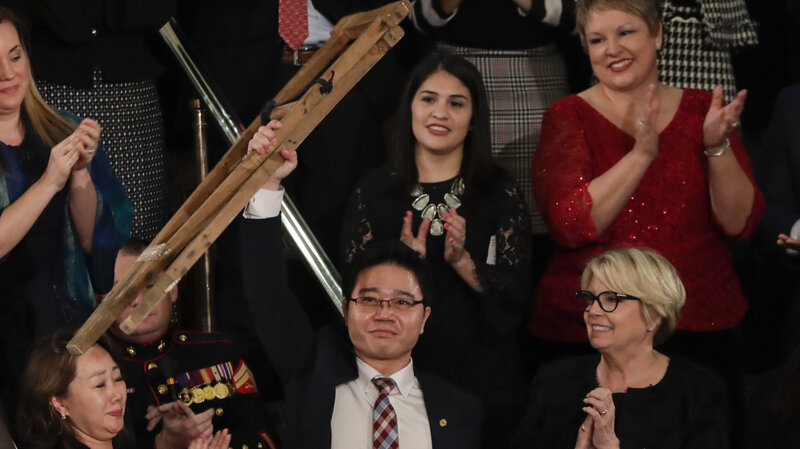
[722,128,765,239]
[692,90,765,238]
[532,97,598,248]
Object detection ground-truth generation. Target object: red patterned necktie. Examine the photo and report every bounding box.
[278,0,309,50]
[372,377,399,449]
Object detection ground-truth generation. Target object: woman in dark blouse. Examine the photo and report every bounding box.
[0,7,131,423]
[340,52,531,448]
[516,248,729,449]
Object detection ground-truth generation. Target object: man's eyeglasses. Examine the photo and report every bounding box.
[576,290,640,313]
[348,296,425,312]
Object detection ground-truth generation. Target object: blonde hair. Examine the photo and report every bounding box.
[575,0,663,49]
[581,247,685,345]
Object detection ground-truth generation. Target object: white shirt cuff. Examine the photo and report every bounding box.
[787,218,800,255]
[243,187,284,219]
[790,219,800,240]
[413,0,458,28]
[542,0,563,26]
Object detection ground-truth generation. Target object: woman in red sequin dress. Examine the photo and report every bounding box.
[528,0,764,353]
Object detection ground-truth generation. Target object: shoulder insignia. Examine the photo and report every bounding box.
[233,360,258,394]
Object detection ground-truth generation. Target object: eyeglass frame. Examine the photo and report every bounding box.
[348,296,426,311]
[576,290,641,313]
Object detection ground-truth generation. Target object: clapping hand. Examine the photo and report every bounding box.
[400,211,430,258]
[575,388,620,449]
[703,86,746,149]
[43,134,81,191]
[72,118,101,171]
[151,401,215,449]
[777,233,800,251]
[443,207,467,264]
[633,84,660,159]
[188,429,231,449]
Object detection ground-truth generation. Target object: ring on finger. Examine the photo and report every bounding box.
[638,117,646,126]
[600,409,609,416]
[732,121,740,128]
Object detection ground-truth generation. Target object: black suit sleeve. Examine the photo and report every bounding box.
[239,216,317,382]
[754,85,800,256]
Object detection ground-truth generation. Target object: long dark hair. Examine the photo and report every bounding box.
[17,329,125,449]
[390,52,494,202]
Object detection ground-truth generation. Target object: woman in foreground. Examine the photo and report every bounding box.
[517,247,728,449]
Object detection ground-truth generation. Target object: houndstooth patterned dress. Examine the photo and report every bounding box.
[37,69,167,241]
[658,0,759,101]
[437,43,569,235]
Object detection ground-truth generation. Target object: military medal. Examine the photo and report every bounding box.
[214,382,231,399]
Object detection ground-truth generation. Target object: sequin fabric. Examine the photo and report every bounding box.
[37,70,166,241]
[528,89,765,341]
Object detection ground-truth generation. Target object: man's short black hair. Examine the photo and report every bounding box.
[343,241,434,305]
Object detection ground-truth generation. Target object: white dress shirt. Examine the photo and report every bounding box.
[242,187,284,219]
[331,358,433,449]
[305,0,335,47]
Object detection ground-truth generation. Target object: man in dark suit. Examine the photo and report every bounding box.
[239,122,483,449]
[756,84,800,253]
[747,83,800,368]
[173,1,418,399]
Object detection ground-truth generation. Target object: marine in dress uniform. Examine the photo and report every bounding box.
[115,328,275,449]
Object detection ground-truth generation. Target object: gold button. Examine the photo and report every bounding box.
[215,407,224,416]
[178,334,187,342]
[147,362,158,370]
[439,418,447,427]
[242,445,249,449]
[157,341,166,352]
[257,444,263,449]
[127,347,136,356]
[157,384,168,395]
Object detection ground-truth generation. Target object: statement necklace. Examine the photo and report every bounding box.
[410,176,465,236]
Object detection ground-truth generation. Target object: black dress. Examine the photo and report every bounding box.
[516,354,730,449]
[341,166,531,447]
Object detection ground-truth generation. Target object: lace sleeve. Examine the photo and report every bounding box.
[473,177,532,338]
[533,98,598,248]
[341,184,375,265]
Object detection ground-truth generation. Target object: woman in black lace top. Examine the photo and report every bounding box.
[340,53,532,448]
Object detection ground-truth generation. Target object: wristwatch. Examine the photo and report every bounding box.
[704,138,730,157]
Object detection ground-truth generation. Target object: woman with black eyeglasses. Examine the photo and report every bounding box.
[515,247,729,449]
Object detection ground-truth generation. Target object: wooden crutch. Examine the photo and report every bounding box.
[67,1,411,355]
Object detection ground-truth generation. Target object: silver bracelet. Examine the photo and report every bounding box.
[704,138,730,157]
